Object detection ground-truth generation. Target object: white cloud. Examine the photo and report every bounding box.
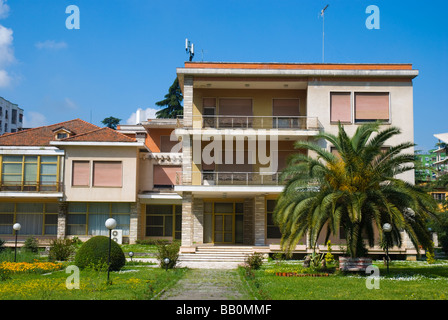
[0,2,14,88]
[35,40,68,50]
[0,0,9,19]
[126,108,158,125]
[22,111,47,128]
[0,69,10,86]
[64,97,78,110]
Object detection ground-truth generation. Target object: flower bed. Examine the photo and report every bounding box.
[275,272,330,277]
[0,261,64,274]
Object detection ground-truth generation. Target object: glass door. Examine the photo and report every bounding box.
[213,202,234,244]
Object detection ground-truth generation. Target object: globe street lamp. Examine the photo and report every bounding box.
[13,223,21,262]
[105,218,117,283]
[383,223,392,273]
[164,258,170,271]
[128,251,134,263]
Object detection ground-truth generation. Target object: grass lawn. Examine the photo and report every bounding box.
[0,265,186,300]
[243,259,448,300]
[0,243,183,300]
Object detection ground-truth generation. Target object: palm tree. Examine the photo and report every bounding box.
[274,122,438,258]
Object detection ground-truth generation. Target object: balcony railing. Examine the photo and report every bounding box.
[0,181,63,193]
[189,115,322,130]
[176,171,283,186]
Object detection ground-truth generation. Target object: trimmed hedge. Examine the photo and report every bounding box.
[74,236,126,271]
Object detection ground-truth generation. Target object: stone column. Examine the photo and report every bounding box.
[192,197,204,244]
[183,76,193,128]
[57,202,68,240]
[181,192,193,246]
[243,198,254,245]
[129,200,140,244]
[254,195,266,246]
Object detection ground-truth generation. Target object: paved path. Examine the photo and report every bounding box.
[158,269,254,300]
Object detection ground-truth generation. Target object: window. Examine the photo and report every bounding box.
[330,92,351,123]
[355,92,390,122]
[272,98,301,128]
[72,161,90,186]
[0,202,58,235]
[146,204,181,239]
[266,200,281,239]
[1,155,59,191]
[11,109,17,124]
[57,132,68,139]
[218,98,252,128]
[153,165,181,188]
[93,161,122,187]
[67,202,130,236]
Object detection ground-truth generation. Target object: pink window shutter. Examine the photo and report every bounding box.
[93,161,122,187]
[330,93,351,123]
[355,93,389,121]
[72,161,90,186]
[153,166,181,185]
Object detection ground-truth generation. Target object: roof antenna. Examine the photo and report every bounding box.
[320,4,329,63]
[185,38,194,61]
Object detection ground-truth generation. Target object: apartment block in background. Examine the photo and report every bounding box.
[0,97,24,134]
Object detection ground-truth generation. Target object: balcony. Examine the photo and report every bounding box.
[0,181,63,193]
[176,171,283,186]
[188,115,322,130]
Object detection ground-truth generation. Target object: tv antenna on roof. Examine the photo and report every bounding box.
[185,38,194,61]
[320,4,329,63]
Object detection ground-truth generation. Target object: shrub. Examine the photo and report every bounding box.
[155,240,180,269]
[74,236,126,271]
[48,239,76,262]
[0,239,5,253]
[245,252,264,270]
[24,237,39,253]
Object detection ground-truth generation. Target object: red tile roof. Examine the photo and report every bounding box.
[0,119,136,146]
[60,127,136,143]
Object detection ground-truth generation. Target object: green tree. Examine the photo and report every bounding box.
[101,116,121,130]
[155,78,183,119]
[274,122,438,258]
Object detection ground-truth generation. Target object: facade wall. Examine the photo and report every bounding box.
[63,146,139,202]
[307,80,415,183]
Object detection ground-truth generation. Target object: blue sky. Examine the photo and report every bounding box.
[0,0,446,152]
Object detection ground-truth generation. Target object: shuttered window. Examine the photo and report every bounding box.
[355,92,390,122]
[93,161,122,187]
[72,161,90,186]
[330,92,351,123]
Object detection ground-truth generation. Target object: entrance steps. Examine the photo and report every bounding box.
[178,245,256,267]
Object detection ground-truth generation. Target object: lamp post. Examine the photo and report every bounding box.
[164,258,170,271]
[128,251,134,263]
[105,218,117,283]
[13,223,21,262]
[383,223,392,273]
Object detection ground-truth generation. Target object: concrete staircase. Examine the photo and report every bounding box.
[178,245,255,269]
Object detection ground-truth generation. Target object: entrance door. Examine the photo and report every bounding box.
[214,213,233,243]
[203,201,244,244]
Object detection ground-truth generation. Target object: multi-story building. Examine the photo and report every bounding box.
[172,61,419,257]
[0,62,424,259]
[0,97,24,134]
